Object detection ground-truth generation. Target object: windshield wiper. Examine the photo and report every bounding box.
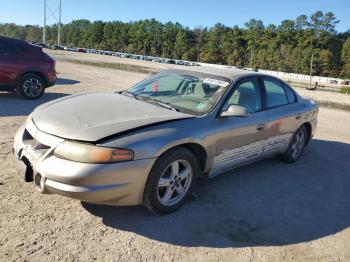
[153,99,180,112]
[121,90,139,99]
[121,92,179,112]
[136,96,180,112]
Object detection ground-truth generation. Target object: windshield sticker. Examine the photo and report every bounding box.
[203,78,229,87]
[196,103,206,110]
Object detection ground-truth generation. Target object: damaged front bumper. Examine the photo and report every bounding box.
[13,120,156,206]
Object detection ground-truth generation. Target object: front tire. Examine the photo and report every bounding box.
[281,125,308,163]
[143,148,199,214]
[16,74,45,100]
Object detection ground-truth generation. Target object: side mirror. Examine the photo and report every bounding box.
[220,105,250,117]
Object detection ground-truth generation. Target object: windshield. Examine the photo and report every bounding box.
[126,70,231,116]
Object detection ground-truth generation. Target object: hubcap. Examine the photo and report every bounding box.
[23,78,43,98]
[157,159,193,206]
[291,129,305,159]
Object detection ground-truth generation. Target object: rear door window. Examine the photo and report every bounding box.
[263,77,289,108]
[284,84,297,103]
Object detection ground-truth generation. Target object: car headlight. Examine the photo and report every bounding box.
[54,141,134,163]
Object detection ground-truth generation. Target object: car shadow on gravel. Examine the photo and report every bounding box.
[0,92,69,117]
[56,78,80,85]
[82,139,350,248]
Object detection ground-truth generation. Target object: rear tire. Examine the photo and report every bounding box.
[281,125,308,163]
[16,74,45,100]
[143,147,199,214]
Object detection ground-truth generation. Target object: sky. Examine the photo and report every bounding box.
[1,0,349,32]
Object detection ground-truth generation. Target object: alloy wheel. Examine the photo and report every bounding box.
[157,159,193,206]
[22,78,43,98]
[291,129,306,159]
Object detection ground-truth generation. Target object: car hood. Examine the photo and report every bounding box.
[31,92,192,142]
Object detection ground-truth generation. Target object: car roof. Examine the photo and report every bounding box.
[173,66,259,80]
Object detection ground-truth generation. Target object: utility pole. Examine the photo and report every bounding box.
[309,53,314,89]
[58,0,61,46]
[250,47,254,68]
[43,0,46,44]
[43,0,62,46]
[197,41,200,62]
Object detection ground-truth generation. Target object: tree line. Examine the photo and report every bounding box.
[1,11,350,78]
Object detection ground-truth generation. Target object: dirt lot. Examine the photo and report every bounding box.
[0,61,350,262]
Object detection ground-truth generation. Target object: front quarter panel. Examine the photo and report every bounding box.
[101,117,216,163]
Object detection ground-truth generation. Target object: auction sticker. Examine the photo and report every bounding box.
[196,102,206,110]
[203,78,229,87]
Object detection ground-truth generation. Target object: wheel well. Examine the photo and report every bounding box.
[302,122,312,145]
[169,143,207,171]
[18,72,47,86]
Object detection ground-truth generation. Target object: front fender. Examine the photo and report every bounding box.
[101,117,216,162]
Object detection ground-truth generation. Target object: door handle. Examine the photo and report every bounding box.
[296,114,301,120]
[257,123,265,131]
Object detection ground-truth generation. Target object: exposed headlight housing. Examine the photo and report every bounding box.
[54,141,134,163]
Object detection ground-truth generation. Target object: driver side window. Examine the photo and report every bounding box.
[226,77,262,113]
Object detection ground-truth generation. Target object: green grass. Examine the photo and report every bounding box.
[339,86,350,94]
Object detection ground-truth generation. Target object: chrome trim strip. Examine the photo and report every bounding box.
[209,133,293,178]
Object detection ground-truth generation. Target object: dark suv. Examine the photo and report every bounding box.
[0,36,57,99]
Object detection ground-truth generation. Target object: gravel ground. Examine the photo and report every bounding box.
[294,87,350,108]
[0,61,349,261]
